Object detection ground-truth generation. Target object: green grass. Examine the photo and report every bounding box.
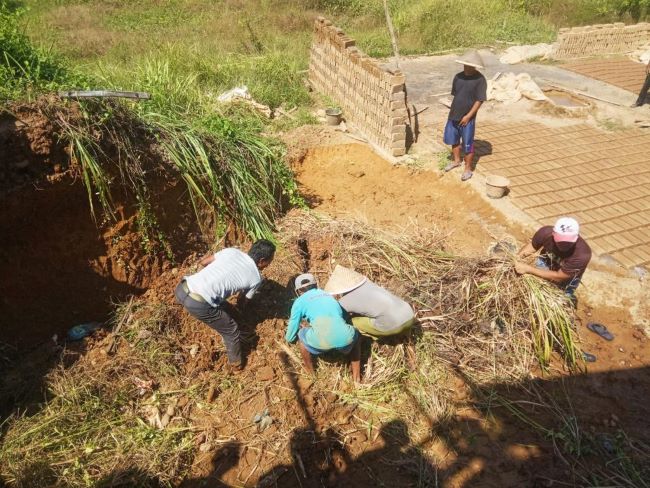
[13,0,650,112]
[0,3,85,101]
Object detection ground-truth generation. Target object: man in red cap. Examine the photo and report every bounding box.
[515,217,592,299]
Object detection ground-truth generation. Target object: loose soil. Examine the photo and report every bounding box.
[288,137,528,257]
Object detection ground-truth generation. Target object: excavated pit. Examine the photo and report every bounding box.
[0,105,202,349]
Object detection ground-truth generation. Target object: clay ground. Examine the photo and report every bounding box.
[397,50,650,272]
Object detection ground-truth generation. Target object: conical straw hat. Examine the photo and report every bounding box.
[454,50,485,70]
[324,265,367,295]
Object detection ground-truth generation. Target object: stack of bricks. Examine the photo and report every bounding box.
[553,22,650,59]
[308,17,408,157]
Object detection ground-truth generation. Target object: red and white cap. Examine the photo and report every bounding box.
[553,217,580,243]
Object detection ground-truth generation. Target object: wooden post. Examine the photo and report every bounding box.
[382,0,400,70]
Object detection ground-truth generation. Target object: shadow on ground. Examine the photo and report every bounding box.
[178,362,650,487]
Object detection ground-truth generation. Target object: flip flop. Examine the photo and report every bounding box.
[587,322,614,341]
[444,161,461,172]
[461,171,473,181]
[582,351,597,363]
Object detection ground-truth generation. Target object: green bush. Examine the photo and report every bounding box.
[0,2,82,100]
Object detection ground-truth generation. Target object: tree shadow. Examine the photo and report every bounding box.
[251,364,650,487]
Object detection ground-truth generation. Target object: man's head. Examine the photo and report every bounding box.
[294,273,317,296]
[454,50,484,75]
[248,239,276,270]
[463,64,477,76]
[552,217,580,253]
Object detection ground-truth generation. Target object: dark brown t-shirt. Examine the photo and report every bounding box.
[531,226,592,280]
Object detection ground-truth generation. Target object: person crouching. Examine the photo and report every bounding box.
[324,265,415,339]
[286,273,361,383]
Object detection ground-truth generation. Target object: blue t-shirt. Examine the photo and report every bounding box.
[286,288,356,350]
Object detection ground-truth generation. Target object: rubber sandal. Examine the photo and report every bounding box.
[461,171,473,181]
[582,351,597,363]
[587,322,614,341]
[444,161,461,172]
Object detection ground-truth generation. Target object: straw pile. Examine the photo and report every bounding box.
[277,210,582,377]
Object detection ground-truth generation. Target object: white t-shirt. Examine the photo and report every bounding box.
[185,248,262,307]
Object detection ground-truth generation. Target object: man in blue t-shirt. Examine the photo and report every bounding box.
[443,50,487,182]
[286,273,361,383]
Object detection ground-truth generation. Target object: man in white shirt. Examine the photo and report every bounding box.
[175,239,275,370]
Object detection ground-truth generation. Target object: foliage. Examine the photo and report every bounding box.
[46,98,300,241]
[0,3,83,101]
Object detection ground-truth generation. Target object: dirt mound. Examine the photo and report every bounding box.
[288,139,528,257]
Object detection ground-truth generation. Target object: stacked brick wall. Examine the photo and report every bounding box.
[308,17,408,157]
[553,22,650,59]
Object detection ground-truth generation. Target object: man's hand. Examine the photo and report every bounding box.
[236,293,249,311]
[459,114,472,127]
[514,261,532,275]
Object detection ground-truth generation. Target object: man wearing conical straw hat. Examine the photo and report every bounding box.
[442,50,487,182]
[286,273,361,383]
[324,265,415,339]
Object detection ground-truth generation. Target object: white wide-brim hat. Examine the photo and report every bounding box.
[454,50,485,70]
[324,265,367,295]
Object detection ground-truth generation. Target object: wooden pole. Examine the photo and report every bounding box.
[382,0,400,70]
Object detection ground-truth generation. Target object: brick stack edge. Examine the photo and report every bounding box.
[553,22,650,59]
[308,17,408,157]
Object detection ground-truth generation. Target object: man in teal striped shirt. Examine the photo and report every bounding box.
[286,273,361,383]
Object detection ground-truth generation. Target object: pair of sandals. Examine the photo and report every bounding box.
[444,161,473,181]
[582,323,615,363]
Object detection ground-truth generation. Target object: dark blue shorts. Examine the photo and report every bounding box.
[443,118,475,153]
[298,328,358,356]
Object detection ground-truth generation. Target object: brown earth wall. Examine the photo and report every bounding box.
[308,17,408,157]
[553,22,650,59]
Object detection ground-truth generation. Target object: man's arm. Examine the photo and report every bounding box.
[199,253,215,267]
[459,101,483,126]
[285,300,303,343]
[514,262,571,283]
[518,242,537,258]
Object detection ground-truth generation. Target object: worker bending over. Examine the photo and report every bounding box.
[325,265,415,339]
[286,273,361,383]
